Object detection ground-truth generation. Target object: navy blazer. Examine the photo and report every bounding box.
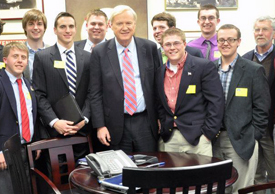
[157,54,224,146]
[243,46,275,139]
[0,70,37,151]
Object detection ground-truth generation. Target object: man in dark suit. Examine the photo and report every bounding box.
[156,28,224,156]
[32,12,91,158]
[242,16,275,191]
[213,24,270,193]
[75,9,108,53]
[151,12,203,66]
[0,42,38,194]
[90,5,160,152]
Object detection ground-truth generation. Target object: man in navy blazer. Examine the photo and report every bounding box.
[0,42,38,194]
[156,28,224,157]
[90,5,160,152]
[151,12,203,66]
[242,16,275,190]
[75,9,108,52]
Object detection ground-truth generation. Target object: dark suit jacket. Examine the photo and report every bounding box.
[214,56,270,160]
[0,44,3,62]
[32,44,91,137]
[0,70,37,151]
[157,54,224,146]
[90,37,160,145]
[243,46,275,139]
[75,40,86,50]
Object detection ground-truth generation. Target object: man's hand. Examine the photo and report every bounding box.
[97,126,111,146]
[0,153,7,171]
[53,120,78,136]
[35,150,42,160]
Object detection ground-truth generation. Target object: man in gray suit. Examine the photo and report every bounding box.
[75,9,108,52]
[33,12,91,158]
[213,24,270,194]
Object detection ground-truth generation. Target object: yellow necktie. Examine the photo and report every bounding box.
[161,51,168,64]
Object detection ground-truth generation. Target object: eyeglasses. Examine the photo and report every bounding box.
[217,38,238,44]
[163,41,183,48]
[254,28,271,33]
[199,16,216,22]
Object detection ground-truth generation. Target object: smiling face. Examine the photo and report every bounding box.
[111,10,136,47]
[25,19,45,41]
[197,9,220,38]
[162,34,186,65]
[152,20,170,44]
[4,48,28,78]
[217,28,241,60]
[254,20,275,49]
[86,15,108,44]
[54,16,76,49]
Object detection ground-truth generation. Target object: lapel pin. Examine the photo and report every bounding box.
[30,86,34,91]
[188,72,192,76]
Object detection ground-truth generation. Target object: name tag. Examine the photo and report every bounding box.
[235,88,248,97]
[186,85,196,94]
[0,62,5,69]
[54,61,65,69]
[26,91,32,100]
[214,51,221,59]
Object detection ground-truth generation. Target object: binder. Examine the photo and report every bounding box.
[52,93,84,124]
[100,174,128,193]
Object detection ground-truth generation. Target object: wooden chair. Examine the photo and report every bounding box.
[123,159,233,194]
[3,134,60,194]
[27,135,93,193]
[238,181,275,194]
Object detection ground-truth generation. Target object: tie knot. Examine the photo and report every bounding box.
[65,50,73,55]
[124,48,129,54]
[205,40,211,45]
[17,79,22,85]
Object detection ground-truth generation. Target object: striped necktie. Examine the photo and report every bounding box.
[122,48,137,115]
[65,50,77,96]
[205,40,211,59]
[17,79,31,142]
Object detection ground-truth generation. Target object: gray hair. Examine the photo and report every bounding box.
[109,5,137,23]
[254,16,275,31]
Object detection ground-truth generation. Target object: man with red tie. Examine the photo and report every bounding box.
[0,42,38,194]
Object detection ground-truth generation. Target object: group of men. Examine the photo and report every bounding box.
[0,3,274,194]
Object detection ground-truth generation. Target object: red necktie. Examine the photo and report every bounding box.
[122,48,137,115]
[17,79,31,142]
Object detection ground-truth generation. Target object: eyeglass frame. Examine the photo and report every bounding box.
[217,38,239,44]
[163,41,184,49]
[198,16,216,22]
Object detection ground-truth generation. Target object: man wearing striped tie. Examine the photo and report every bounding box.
[32,12,91,159]
[90,5,160,152]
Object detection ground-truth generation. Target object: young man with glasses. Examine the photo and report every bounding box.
[156,28,224,156]
[213,24,270,194]
[242,16,275,192]
[187,4,221,61]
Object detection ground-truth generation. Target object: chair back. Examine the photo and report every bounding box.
[238,181,275,194]
[3,134,32,194]
[123,159,233,194]
[27,136,93,191]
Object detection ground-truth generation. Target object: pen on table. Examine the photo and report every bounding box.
[146,162,165,168]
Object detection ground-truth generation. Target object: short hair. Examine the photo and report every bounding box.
[151,12,176,28]
[109,5,137,23]
[86,9,108,24]
[198,4,220,19]
[22,9,47,36]
[54,12,76,28]
[254,16,275,31]
[0,18,5,35]
[217,24,241,39]
[3,42,29,59]
[161,28,186,45]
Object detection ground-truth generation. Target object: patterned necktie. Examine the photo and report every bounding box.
[17,79,31,142]
[205,40,211,59]
[122,48,137,115]
[90,44,96,53]
[65,50,77,96]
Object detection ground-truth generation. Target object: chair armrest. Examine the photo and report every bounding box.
[30,168,61,194]
[238,181,275,194]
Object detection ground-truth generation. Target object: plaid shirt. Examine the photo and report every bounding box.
[218,55,238,102]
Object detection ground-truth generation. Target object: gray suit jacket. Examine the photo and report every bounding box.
[75,40,86,50]
[32,44,91,137]
[214,55,270,160]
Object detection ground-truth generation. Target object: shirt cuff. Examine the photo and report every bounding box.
[49,118,59,128]
[84,117,89,124]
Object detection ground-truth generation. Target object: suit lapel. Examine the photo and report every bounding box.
[1,70,18,118]
[107,39,123,89]
[74,46,84,89]
[226,57,245,108]
[24,77,37,123]
[158,48,163,65]
[50,44,68,88]
[175,56,195,113]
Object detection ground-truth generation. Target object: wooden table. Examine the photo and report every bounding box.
[69,152,238,193]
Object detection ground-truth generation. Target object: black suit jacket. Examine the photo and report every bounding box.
[90,37,160,145]
[0,70,37,151]
[243,46,275,139]
[214,56,270,160]
[75,40,86,50]
[157,54,224,145]
[32,44,91,137]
